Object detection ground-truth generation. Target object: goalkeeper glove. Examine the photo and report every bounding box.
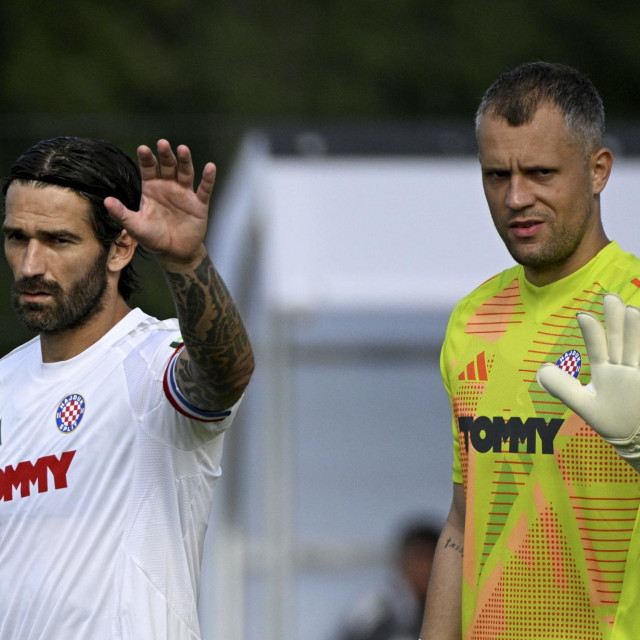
[536,293,640,472]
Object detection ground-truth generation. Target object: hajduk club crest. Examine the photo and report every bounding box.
[56,393,86,433]
[555,349,582,379]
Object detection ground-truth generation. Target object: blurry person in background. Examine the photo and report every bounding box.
[336,520,439,640]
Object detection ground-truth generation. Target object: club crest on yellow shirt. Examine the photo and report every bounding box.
[555,349,582,378]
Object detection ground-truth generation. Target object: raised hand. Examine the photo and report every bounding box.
[537,293,640,471]
[104,139,216,266]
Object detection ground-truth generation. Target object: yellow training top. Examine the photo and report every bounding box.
[442,241,640,640]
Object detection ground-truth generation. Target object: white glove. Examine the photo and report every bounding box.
[536,293,640,472]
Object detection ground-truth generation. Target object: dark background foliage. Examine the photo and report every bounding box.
[0,1,638,352]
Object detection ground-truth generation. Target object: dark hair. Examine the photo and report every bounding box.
[396,520,440,559]
[475,62,605,153]
[2,136,143,300]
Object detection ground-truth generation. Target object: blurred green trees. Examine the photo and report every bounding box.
[0,1,638,352]
[1,1,638,119]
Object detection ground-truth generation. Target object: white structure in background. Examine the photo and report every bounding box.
[199,131,640,640]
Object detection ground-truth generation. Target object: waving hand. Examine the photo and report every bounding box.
[537,293,640,471]
[104,139,215,266]
[104,139,253,412]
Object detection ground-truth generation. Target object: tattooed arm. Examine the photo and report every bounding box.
[105,140,254,410]
[163,251,253,410]
[420,482,465,640]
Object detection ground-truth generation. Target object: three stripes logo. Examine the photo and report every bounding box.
[458,351,489,382]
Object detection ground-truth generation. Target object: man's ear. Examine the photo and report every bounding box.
[591,147,613,195]
[107,230,138,274]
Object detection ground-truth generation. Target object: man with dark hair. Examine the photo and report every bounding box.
[421,62,640,639]
[0,137,254,639]
[3,136,145,301]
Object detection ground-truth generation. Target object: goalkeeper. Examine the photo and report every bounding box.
[421,62,640,640]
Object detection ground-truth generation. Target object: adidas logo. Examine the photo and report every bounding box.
[458,351,488,381]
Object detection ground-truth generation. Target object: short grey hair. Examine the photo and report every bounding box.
[475,62,605,154]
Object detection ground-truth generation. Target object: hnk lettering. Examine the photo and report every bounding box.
[459,417,563,455]
[0,450,76,502]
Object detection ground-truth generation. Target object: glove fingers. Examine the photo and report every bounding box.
[604,293,626,364]
[577,310,608,366]
[622,304,640,366]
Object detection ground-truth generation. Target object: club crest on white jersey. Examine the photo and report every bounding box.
[56,393,86,433]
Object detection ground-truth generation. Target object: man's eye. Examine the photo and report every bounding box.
[49,235,74,245]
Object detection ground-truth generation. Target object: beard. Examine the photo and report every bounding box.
[11,249,109,335]
[497,196,594,272]
[500,216,588,269]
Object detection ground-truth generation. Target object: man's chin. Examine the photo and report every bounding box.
[506,243,553,268]
[14,305,58,333]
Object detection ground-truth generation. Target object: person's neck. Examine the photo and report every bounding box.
[524,235,610,287]
[39,297,132,363]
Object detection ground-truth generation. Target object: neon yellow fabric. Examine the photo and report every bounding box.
[442,242,640,640]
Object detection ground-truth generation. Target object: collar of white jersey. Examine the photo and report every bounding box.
[36,307,150,371]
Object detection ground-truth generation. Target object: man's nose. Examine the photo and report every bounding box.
[505,176,536,211]
[21,240,46,277]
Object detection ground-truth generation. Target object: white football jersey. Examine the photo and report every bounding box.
[0,308,239,640]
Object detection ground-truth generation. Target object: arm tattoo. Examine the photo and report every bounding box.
[443,536,464,557]
[165,255,254,411]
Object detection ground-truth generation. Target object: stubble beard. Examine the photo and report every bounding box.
[10,250,110,335]
[500,199,594,272]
